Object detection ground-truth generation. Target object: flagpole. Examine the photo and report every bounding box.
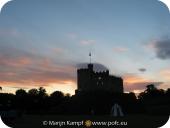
[89,52,91,64]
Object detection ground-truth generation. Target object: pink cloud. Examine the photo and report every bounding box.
[146,42,156,50]
[80,40,96,45]
[0,55,32,67]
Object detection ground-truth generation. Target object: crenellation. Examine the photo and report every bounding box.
[76,63,124,94]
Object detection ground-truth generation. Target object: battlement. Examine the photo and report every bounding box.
[94,70,109,75]
[76,63,124,94]
[109,75,123,80]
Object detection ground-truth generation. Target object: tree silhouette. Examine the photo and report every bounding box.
[50,91,64,107]
[145,84,157,93]
[16,89,27,97]
[50,91,64,99]
[38,87,47,97]
[166,88,170,96]
[128,92,136,101]
[0,86,169,116]
[138,84,165,100]
[138,84,170,115]
[28,89,39,96]
[15,89,28,111]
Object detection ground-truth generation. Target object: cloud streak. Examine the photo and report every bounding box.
[0,46,76,88]
[112,47,128,53]
[123,74,163,92]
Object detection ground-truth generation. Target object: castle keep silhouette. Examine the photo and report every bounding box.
[76,63,124,94]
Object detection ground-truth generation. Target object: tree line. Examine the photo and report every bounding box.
[0,85,170,115]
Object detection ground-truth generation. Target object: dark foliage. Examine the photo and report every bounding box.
[0,85,170,116]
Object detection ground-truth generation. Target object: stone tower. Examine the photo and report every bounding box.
[76,63,124,94]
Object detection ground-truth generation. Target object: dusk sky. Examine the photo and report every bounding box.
[0,0,170,94]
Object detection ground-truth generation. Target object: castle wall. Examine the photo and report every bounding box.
[77,69,91,91]
[107,76,123,93]
[77,64,124,93]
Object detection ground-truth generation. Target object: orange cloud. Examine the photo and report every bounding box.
[123,74,163,92]
[0,55,32,68]
[16,57,32,65]
[0,81,77,95]
[0,50,76,95]
[124,75,147,83]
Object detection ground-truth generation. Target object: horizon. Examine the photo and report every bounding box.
[0,62,168,95]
